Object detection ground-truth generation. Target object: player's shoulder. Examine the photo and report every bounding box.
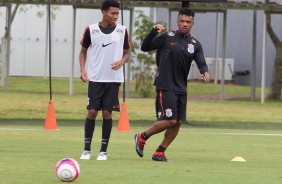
[89,22,99,28]
[116,23,126,29]
[83,25,90,31]
[189,35,202,45]
[166,30,177,36]
[115,24,127,36]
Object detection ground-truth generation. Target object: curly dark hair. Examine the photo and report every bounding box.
[178,8,195,18]
[101,0,120,11]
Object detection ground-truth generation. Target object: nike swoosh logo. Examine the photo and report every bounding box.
[102,42,113,47]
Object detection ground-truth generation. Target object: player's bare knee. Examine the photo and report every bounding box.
[168,120,177,126]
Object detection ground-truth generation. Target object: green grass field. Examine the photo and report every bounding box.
[0,77,282,184]
[1,121,282,184]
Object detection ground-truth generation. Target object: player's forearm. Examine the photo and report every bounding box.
[120,49,129,65]
[79,52,87,72]
[141,28,159,52]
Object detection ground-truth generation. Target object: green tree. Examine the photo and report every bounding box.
[131,10,157,97]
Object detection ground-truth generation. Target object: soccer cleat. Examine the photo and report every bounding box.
[96,152,107,161]
[152,152,168,162]
[134,134,145,157]
[80,150,91,160]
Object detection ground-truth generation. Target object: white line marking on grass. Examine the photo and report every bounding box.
[0,128,37,131]
[211,132,282,137]
[181,130,282,137]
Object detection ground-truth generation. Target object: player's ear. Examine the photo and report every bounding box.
[101,10,106,16]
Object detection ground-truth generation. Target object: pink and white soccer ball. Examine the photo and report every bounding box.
[56,158,80,182]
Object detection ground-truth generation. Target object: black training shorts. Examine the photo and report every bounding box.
[155,90,187,122]
[87,82,120,111]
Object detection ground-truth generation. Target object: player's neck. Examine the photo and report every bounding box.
[177,30,191,38]
[100,21,116,28]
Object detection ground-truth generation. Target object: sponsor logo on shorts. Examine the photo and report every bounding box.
[112,105,119,109]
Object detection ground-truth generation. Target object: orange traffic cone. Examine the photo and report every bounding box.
[117,102,130,132]
[44,100,58,130]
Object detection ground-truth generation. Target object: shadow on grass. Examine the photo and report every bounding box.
[1,119,282,130]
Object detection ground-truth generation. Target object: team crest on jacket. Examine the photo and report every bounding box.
[187,44,195,53]
[165,108,173,117]
[168,32,175,36]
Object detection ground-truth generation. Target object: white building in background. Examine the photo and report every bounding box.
[0,3,282,86]
[0,5,134,78]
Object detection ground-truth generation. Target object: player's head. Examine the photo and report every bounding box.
[101,0,120,26]
[101,0,120,11]
[178,8,195,18]
[177,8,195,34]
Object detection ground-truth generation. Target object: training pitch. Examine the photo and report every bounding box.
[0,120,282,184]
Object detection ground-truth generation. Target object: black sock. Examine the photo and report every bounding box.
[141,131,149,140]
[84,118,95,151]
[100,119,112,152]
[156,146,166,153]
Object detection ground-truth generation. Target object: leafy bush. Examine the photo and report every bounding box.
[131,10,156,97]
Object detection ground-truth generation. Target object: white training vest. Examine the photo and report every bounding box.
[87,23,126,82]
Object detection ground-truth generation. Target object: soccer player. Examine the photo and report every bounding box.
[134,8,210,162]
[79,0,130,160]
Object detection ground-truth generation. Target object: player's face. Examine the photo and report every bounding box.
[177,14,194,34]
[102,7,119,27]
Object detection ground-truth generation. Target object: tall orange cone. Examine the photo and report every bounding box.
[44,100,58,130]
[117,102,130,132]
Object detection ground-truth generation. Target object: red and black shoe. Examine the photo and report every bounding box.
[134,134,146,157]
[152,152,168,162]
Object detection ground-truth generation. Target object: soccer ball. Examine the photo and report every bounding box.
[56,158,80,182]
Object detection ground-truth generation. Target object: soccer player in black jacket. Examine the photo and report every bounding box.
[134,8,210,162]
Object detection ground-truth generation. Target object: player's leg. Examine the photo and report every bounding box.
[81,82,103,160]
[159,121,181,148]
[97,83,120,160]
[150,121,180,162]
[151,91,182,161]
[159,94,186,148]
[96,110,112,160]
[85,110,99,151]
[135,90,177,159]
[134,119,176,158]
[153,94,187,161]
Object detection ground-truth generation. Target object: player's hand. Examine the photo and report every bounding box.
[111,61,123,70]
[153,24,165,33]
[201,72,210,82]
[80,71,88,83]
